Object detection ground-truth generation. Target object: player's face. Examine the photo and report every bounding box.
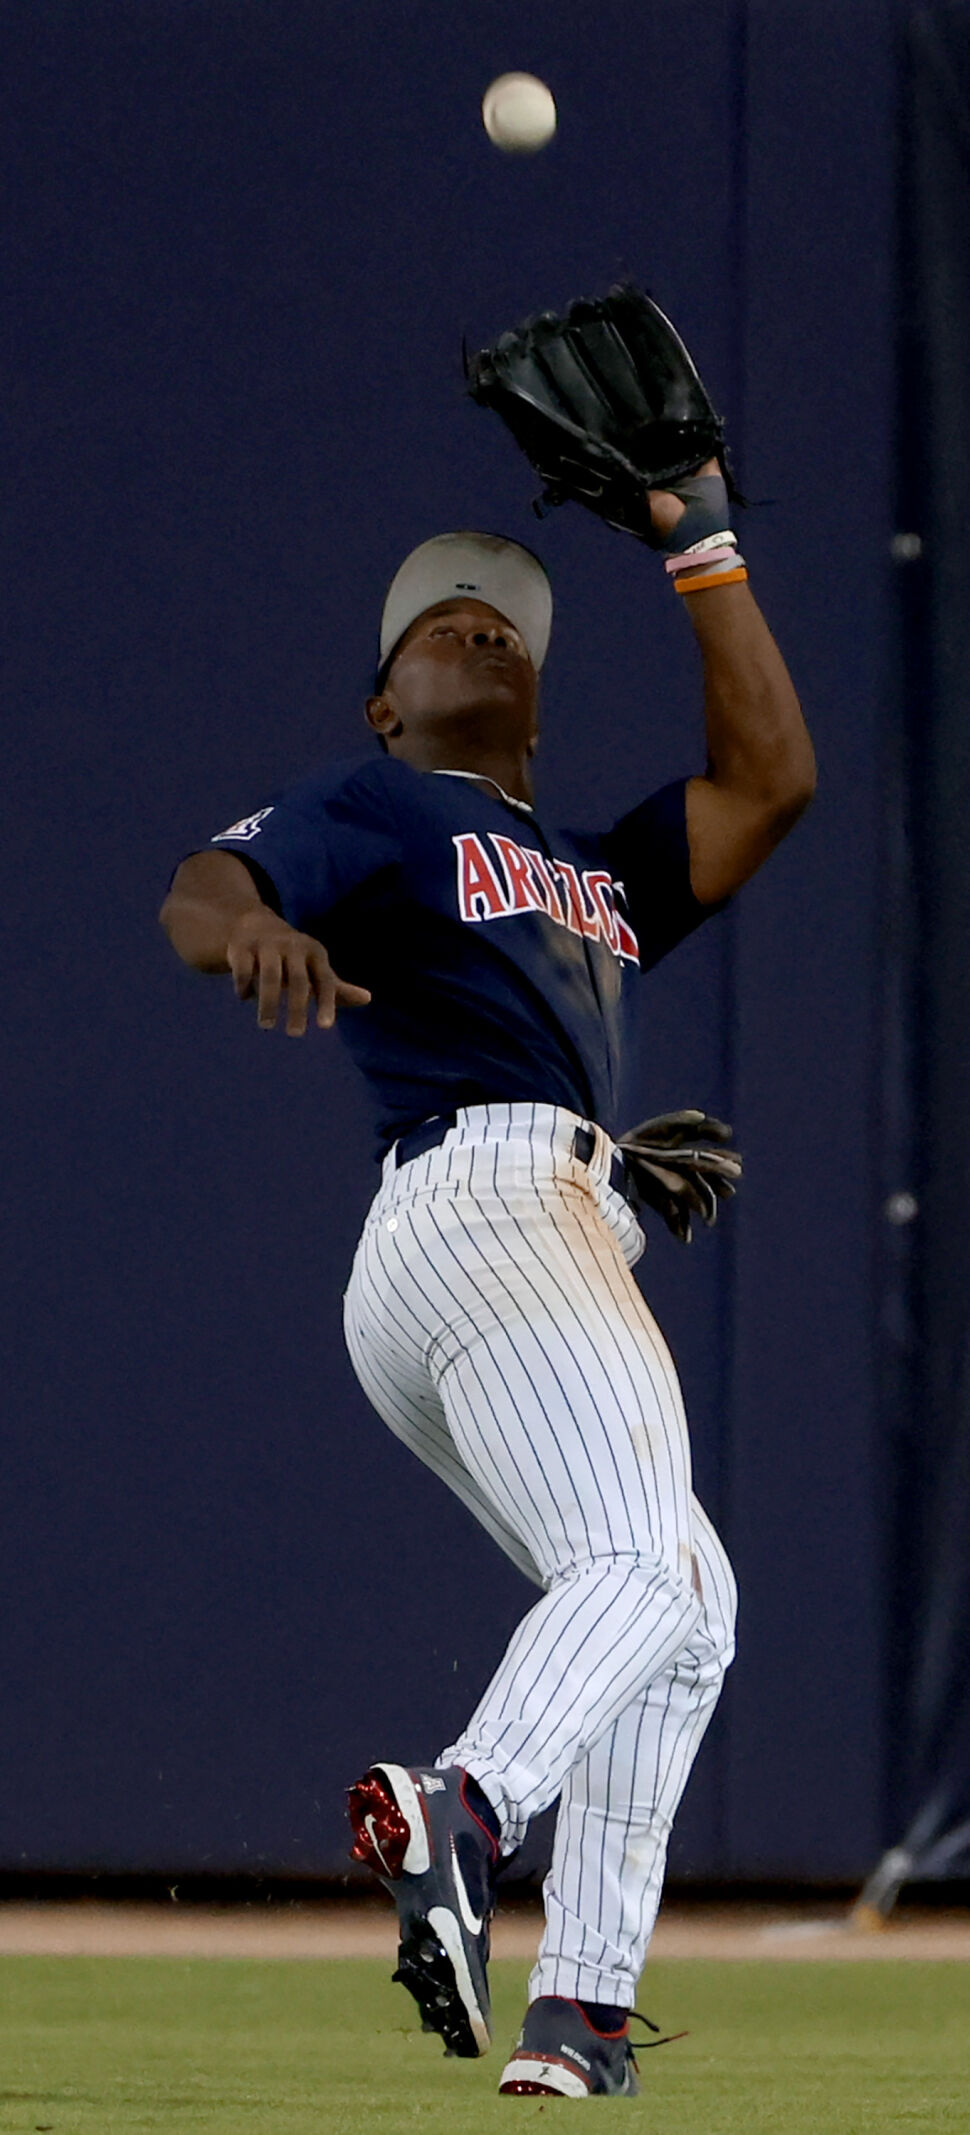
[367,599,539,760]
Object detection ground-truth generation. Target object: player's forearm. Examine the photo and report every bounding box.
[159,863,267,973]
[683,580,816,812]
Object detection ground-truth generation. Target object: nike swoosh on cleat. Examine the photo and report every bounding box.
[449,1835,484,1935]
[364,1813,396,1876]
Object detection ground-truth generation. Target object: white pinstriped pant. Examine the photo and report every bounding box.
[343,1102,737,2007]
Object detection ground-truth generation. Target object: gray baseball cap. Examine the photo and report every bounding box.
[376,531,552,688]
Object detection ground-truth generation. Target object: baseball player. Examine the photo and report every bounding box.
[160,291,815,2097]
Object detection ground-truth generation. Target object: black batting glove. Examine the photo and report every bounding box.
[617,1110,742,1245]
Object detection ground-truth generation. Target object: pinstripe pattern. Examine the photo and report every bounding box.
[529,1500,736,2001]
[343,1102,736,2003]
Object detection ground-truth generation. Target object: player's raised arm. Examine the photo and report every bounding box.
[648,470,816,905]
[159,850,370,1034]
[466,282,816,905]
[682,578,815,904]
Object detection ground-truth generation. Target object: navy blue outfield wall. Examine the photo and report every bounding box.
[4,0,896,1879]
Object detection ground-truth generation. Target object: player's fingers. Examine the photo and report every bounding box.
[256,947,282,1029]
[306,948,337,1029]
[283,952,311,1038]
[229,943,256,999]
[303,946,370,1028]
[333,975,372,1009]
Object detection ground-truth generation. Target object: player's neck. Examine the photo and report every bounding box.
[398,739,535,807]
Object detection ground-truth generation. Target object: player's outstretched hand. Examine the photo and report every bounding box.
[646,456,721,543]
[226,912,371,1036]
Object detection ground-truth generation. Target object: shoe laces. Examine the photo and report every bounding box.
[626,2009,689,2065]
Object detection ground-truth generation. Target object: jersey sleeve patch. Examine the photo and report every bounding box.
[211,806,275,843]
[204,762,401,933]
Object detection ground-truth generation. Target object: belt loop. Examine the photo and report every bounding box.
[572,1124,596,1167]
[572,1119,634,1213]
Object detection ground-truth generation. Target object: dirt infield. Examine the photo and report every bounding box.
[1,1898,968,1961]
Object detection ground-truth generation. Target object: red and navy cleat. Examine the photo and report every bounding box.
[499,1997,678,2097]
[347,1762,499,2057]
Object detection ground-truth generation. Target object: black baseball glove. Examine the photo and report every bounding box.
[617,1110,742,1245]
[464,280,741,546]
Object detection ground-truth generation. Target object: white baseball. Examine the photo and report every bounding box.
[482,73,557,155]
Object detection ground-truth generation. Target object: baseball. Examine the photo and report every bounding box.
[482,73,557,155]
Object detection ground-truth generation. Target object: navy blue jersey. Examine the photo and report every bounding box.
[183,755,718,1156]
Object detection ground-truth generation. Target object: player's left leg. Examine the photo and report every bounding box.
[525,1495,736,2008]
[494,1502,735,2094]
[424,1156,705,1852]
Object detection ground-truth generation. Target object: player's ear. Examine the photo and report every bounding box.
[365,693,403,741]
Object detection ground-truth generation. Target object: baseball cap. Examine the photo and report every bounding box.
[376,531,552,689]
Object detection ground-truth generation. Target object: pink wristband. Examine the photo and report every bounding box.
[665,545,737,576]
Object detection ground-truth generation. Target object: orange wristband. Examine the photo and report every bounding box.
[675,565,749,595]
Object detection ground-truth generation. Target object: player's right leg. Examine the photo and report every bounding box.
[344,1107,704,1837]
[342,1104,708,2067]
[343,1223,543,1590]
[343,1236,539,2057]
[346,1759,500,2057]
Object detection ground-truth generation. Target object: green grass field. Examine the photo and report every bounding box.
[0,1956,967,2133]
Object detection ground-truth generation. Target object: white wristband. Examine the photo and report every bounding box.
[682,529,737,556]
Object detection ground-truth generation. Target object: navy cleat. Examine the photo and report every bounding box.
[499,1997,681,2097]
[347,1762,499,2057]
